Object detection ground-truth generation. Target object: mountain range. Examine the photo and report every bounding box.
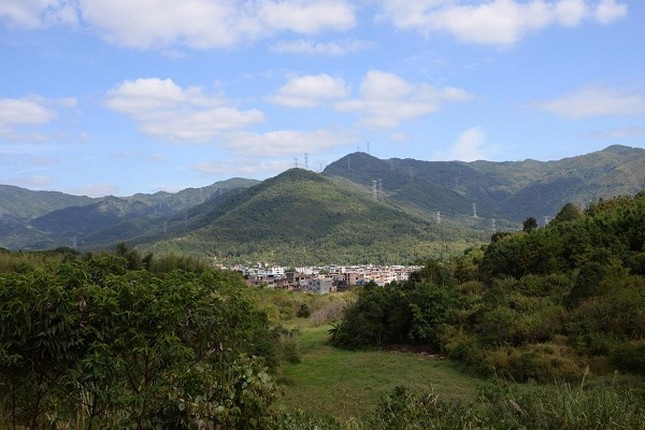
[1,145,643,264]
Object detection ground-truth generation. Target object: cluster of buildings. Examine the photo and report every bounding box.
[228,264,422,294]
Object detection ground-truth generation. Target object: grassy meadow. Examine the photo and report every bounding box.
[277,324,482,419]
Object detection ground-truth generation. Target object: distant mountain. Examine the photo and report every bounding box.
[1,145,643,262]
[140,168,487,265]
[123,177,261,216]
[0,178,259,250]
[0,185,96,221]
[324,145,645,224]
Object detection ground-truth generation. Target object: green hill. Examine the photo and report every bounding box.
[143,169,488,265]
[0,179,259,250]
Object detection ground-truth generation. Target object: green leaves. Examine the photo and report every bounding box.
[0,256,281,429]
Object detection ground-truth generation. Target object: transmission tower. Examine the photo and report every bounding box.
[544,216,550,226]
[491,218,496,232]
[436,211,441,224]
[372,180,378,200]
[472,203,478,218]
[366,141,370,154]
[294,157,299,168]
[304,153,309,170]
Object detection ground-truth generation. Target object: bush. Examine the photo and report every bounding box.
[613,340,645,376]
[0,259,283,429]
[482,344,584,382]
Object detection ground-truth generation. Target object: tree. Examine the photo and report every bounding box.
[523,217,538,232]
[553,202,581,224]
[0,258,281,429]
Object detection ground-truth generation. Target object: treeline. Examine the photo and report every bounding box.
[331,193,645,381]
[0,248,298,429]
[0,243,209,276]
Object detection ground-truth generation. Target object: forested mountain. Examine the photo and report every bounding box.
[140,168,487,265]
[324,145,645,222]
[0,184,96,221]
[1,145,643,262]
[0,178,259,250]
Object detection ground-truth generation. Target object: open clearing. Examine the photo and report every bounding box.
[277,324,485,419]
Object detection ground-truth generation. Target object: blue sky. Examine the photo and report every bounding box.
[1,0,643,197]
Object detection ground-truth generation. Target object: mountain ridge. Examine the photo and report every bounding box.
[1,145,643,263]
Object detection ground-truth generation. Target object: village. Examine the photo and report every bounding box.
[225,263,423,294]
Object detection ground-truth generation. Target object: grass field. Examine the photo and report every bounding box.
[277,324,485,419]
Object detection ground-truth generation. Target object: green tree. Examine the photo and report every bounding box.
[522,216,538,232]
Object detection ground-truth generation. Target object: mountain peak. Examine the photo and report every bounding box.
[601,144,644,155]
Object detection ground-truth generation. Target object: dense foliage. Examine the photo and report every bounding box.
[147,168,488,265]
[332,193,645,381]
[0,249,291,429]
[2,192,644,428]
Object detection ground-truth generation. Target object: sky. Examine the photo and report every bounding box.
[1,0,644,197]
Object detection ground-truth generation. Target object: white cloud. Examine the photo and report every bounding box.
[78,0,355,49]
[595,0,627,24]
[270,74,349,108]
[0,96,66,141]
[0,97,56,128]
[270,38,372,56]
[2,1,356,49]
[1,1,627,50]
[336,70,471,128]
[533,87,645,119]
[375,0,628,47]
[0,0,78,29]
[435,127,488,161]
[106,78,264,142]
[221,129,357,156]
[256,0,355,34]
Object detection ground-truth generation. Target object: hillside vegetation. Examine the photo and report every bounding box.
[2,145,643,263]
[324,145,645,223]
[144,168,487,265]
[2,190,645,429]
[331,192,645,382]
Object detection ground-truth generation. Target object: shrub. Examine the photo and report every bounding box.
[613,340,645,376]
[482,344,584,382]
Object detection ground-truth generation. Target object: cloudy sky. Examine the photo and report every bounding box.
[1,0,643,197]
